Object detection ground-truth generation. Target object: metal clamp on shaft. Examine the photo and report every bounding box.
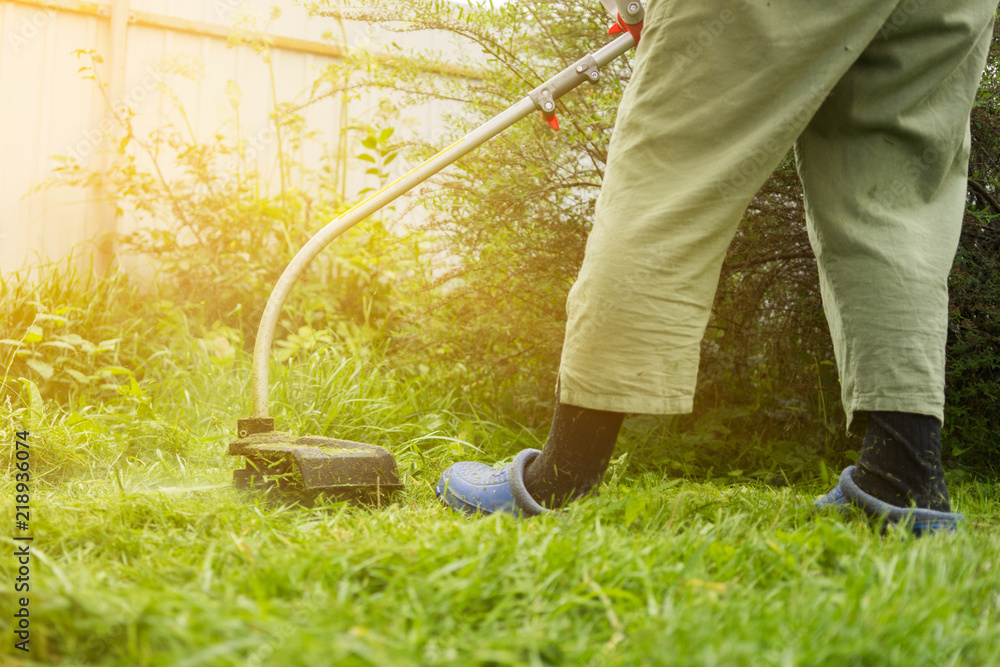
[531,86,557,114]
[575,56,601,83]
[528,54,601,130]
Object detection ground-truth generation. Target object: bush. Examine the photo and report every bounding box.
[942,19,1000,473]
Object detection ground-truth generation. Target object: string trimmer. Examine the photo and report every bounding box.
[228,1,645,504]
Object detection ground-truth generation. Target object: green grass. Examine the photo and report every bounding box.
[2,321,1000,666]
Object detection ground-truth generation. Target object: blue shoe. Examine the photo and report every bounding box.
[816,466,962,536]
[436,449,549,517]
[815,476,851,510]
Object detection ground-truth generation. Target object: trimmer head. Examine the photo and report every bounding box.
[229,418,402,505]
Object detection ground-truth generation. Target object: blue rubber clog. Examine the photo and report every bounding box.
[816,466,963,536]
[435,449,549,517]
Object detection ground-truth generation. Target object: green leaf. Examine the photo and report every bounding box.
[23,325,43,344]
[42,341,79,352]
[97,366,132,376]
[137,401,156,420]
[34,314,69,326]
[25,358,54,380]
[66,411,99,431]
[55,333,87,346]
[116,375,145,398]
[357,153,376,163]
[18,378,44,429]
[361,136,377,149]
[624,497,647,524]
[66,412,88,426]
[378,127,395,143]
[66,369,94,384]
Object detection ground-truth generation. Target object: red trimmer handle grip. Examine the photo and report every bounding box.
[622,17,643,44]
[611,14,642,44]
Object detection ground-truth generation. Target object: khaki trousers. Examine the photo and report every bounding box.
[559,0,997,429]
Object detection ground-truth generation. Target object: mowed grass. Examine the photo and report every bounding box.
[2,341,1000,666]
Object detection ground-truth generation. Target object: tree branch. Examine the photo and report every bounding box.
[968,179,1000,214]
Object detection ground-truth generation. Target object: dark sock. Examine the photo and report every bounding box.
[852,411,951,512]
[522,401,624,508]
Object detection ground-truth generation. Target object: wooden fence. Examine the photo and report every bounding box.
[0,0,469,276]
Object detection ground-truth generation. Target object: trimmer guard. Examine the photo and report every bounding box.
[229,429,403,504]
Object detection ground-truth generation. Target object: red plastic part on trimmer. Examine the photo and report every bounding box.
[607,14,642,44]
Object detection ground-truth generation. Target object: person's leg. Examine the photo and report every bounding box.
[558,0,902,416]
[439,0,903,516]
[853,412,950,511]
[796,1,996,513]
[522,400,624,507]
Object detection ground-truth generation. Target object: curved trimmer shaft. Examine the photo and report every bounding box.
[247,32,636,421]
